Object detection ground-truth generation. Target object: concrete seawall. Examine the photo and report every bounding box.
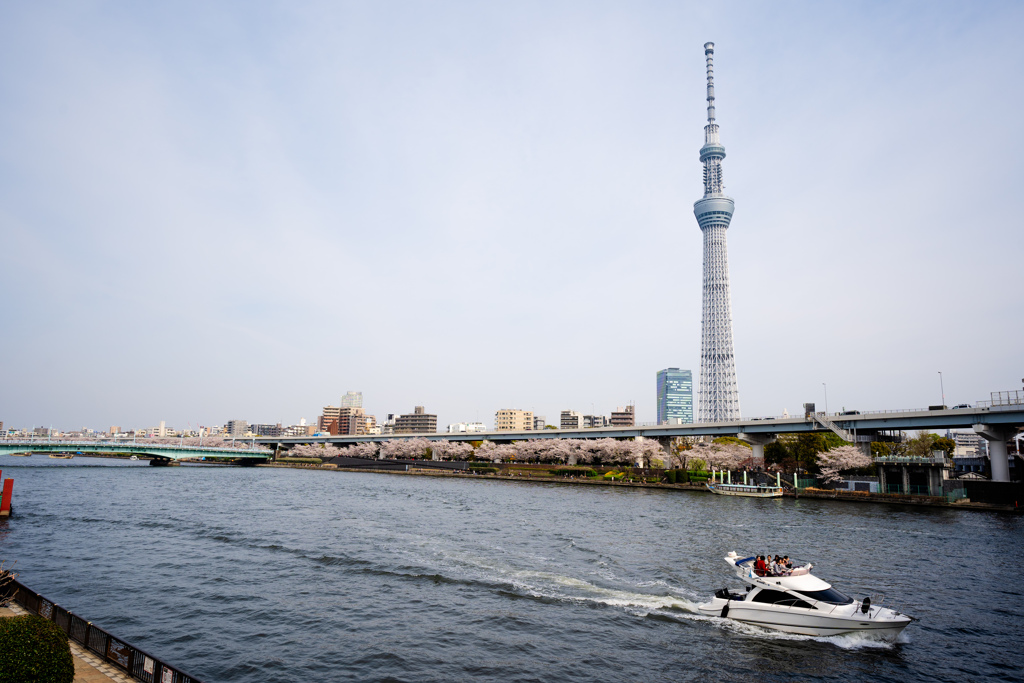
[257,462,1021,513]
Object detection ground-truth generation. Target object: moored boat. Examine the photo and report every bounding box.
[48,453,74,459]
[698,551,912,638]
[706,482,783,498]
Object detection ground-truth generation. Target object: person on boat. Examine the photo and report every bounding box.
[754,555,767,576]
[768,556,781,576]
[777,556,792,576]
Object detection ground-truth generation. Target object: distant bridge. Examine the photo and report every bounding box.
[0,441,272,463]
[260,403,1024,481]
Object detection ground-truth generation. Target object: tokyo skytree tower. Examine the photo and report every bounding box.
[694,42,741,422]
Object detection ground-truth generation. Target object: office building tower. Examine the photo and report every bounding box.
[657,368,694,424]
[341,391,363,409]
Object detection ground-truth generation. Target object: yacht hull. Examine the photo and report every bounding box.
[698,598,910,638]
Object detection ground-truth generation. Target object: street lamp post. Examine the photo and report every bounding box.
[938,371,945,408]
[822,383,829,416]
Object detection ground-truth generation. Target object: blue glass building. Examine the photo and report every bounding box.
[657,368,693,425]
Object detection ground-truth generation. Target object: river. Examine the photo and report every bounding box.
[0,455,1020,682]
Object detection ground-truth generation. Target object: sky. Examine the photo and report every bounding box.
[1,1,1022,432]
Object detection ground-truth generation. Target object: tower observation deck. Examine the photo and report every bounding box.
[694,42,741,422]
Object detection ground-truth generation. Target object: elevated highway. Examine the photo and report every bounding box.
[260,403,1024,481]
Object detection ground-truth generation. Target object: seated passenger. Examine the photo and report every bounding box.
[754,555,766,575]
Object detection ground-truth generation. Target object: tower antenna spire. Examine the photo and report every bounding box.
[705,41,716,127]
[694,41,741,424]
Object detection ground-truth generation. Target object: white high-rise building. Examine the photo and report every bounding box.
[447,422,487,434]
[341,391,363,409]
[694,42,741,422]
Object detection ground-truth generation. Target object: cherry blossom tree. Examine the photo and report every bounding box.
[430,440,473,460]
[817,445,873,487]
[379,438,432,460]
[336,442,378,459]
[630,439,665,468]
[699,442,750,471]
[283,443,340,459]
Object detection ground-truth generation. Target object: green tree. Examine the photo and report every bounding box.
[712,436,751,448]
[822,432,850,449]
[791,433,828,472]
[932,436,956,457]
[763,441,789,465]
[906,431,937,458]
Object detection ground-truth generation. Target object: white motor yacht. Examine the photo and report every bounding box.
[698,551,912,638]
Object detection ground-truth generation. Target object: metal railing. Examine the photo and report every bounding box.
[945,488,967,502]
[883,484,934,495]
[874,454,949,465]
[9,579,204,683]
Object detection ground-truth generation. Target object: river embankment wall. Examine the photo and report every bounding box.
[257,462,1022,512]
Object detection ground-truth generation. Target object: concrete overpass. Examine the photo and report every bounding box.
[261,402,1024,481]
[0,441,272,463]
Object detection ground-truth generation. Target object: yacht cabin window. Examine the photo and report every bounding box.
[750,589,814,609]
[795,588,854,605]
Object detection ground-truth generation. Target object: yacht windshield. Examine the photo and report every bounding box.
[797,588,853,605]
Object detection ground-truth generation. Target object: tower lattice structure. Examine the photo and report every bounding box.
[693,42,741,422]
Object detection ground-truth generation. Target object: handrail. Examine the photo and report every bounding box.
[8,578,204,683]
[809,414,853,441]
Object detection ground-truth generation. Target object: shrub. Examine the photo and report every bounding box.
[665,470,677,484]
[552,468,597,478]
[0,614,74,683]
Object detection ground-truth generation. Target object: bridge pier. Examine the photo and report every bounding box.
[654,436,674,466]
[973,424,1014,482]
[853,432,875,458]
[736,432,774,468]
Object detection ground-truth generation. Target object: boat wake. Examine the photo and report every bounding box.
[428,548,907,650]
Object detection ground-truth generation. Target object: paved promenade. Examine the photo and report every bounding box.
[1,603,137,682]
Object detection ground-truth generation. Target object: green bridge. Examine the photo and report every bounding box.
[0,441,272,463]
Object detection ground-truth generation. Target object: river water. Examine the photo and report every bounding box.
[0,456,1020,682]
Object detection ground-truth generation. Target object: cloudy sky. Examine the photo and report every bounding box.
[1,1,1021,431]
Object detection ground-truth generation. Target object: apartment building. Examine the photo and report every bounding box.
[394,406,437,434]
[494,409,534,432]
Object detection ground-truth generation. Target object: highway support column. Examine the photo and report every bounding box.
[654,436,674,467]
[973,424,1013,482]
[736,433,774,468]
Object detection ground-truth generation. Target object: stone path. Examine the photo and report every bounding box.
[1,602,138,682]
